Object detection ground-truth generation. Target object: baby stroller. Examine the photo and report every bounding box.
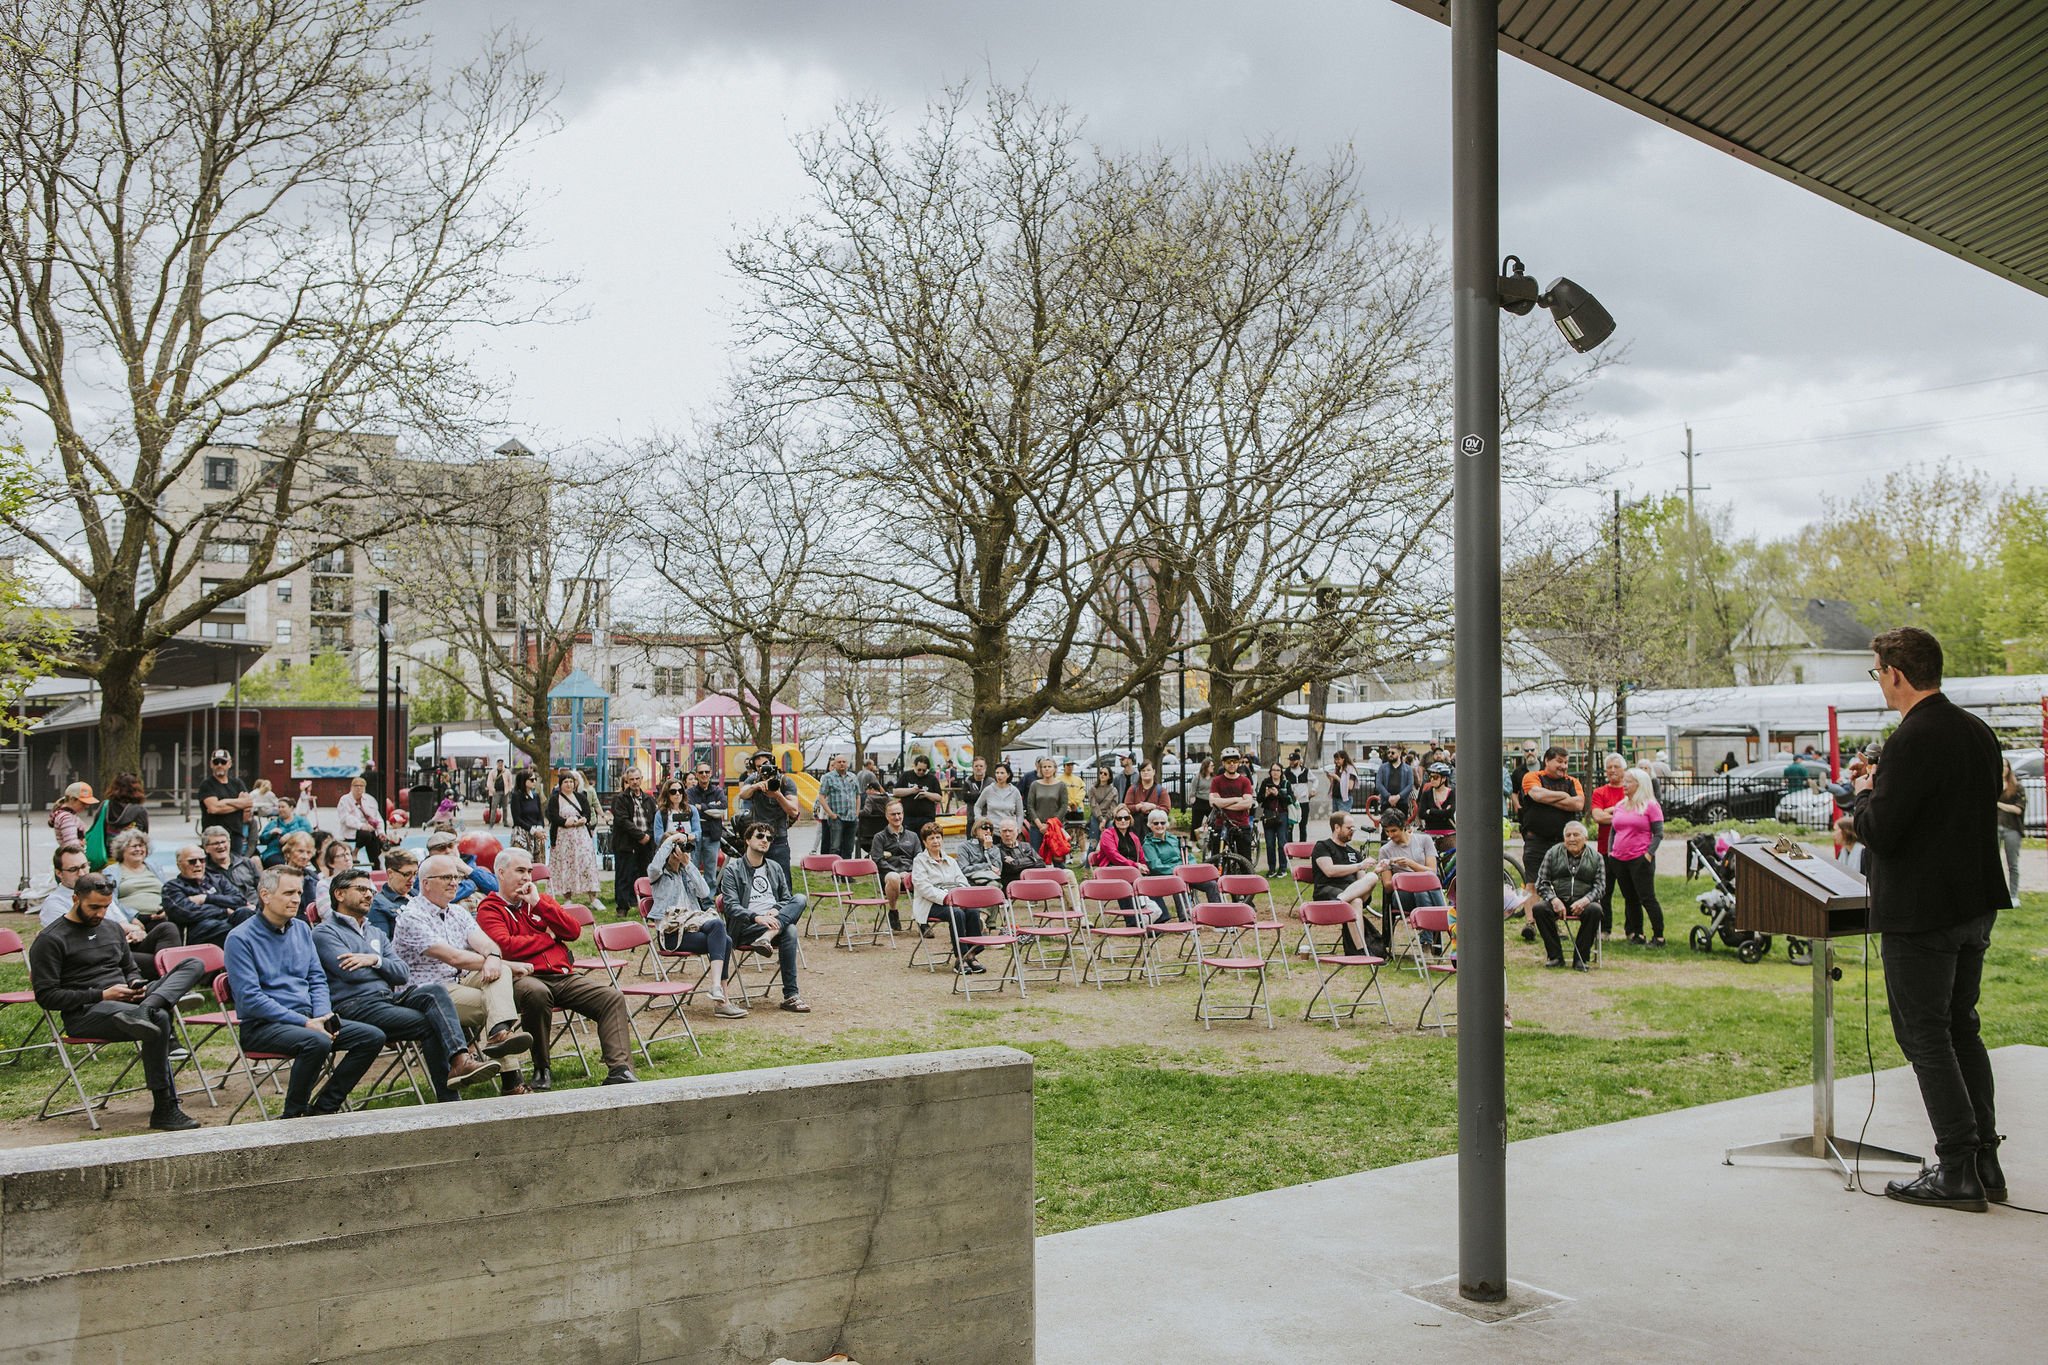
[1684,833,1775,963]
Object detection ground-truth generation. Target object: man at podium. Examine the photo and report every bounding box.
[1853,627,2009,1212]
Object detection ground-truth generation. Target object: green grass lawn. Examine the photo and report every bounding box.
[4,876,2042,1235]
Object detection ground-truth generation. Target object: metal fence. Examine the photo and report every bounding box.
[1650,773,2047,834]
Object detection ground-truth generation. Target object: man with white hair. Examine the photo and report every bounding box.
[393,852,539,1094]
[477,848,639,1087]
[1532,820,1605,970]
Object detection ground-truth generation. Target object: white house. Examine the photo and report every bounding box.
[1730,598,1880,686]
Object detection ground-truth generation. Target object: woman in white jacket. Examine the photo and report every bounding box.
[910,823,991,973]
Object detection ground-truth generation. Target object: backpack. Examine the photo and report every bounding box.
[83,800,111,871]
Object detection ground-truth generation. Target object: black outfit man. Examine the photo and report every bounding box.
[197,749,253,855]
[610,773,657,920]
[28,873,205,1130]
[736,752,799,878]
[1854,627,2009,1210]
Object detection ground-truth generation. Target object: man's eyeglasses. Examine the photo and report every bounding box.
[422,873,462,884]
[59,862,88,875]
[1867,666,1886,681]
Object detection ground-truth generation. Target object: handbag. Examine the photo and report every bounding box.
[655,904,718,954]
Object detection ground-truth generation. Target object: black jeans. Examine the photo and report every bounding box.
[1612,855,1663,937]
[614,838,651,914]
[60,959,205,1093]
[336,988,461,1100]
[1533,900,1601,966]
[1882,912,1997,1164]
[240,1016,385,1116]
[1598,851,1622,924]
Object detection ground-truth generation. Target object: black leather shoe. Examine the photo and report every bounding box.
[601,1067,638,1085]
[1885,1163,1988,1212]
[1978,1144,2008,1204]
[149,1092,200,1131]
[529,1067,552,1093]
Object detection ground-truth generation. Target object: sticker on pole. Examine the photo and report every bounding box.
[1459,434,1486,457]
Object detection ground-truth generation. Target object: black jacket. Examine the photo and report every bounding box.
[1853,691,2007,933]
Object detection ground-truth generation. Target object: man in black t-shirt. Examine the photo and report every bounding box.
[197,749,253,855]
[893,755,942,831]
[1311,812,1383,954]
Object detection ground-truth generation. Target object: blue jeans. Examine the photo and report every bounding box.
[692,827,722,882]
[240,1016,385,1115]
[335,986,462,1100]
[735,896,807,996]
[821,818,857,860]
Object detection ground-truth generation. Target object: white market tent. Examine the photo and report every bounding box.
[409,728,517,762]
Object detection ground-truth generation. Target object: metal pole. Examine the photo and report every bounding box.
[376,589,391,818]
[1177,646,1188,794]
[1452,0,1508,1305]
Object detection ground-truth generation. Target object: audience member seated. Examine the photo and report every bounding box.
[255,789,315,866]
[392,853,540,1094]
[1376,812,1446,950]
[647,830,744,1017]
[1311,812,1383,954]
[715,823,811,1013]
[202,826,261,908]
[224,867,386,1117]
[312,837,355,915]
[1091,805,1159,922]
[427,829,500,903]
[370,849,419,938]
[477,849,639,1087]
[39,842,182,972]
[1533,820,1604,971]
[911,822,990,972]
[1140,811,1194,920]
[994,820,1044,889]
[162,843,257,947]
[314,868,498,1100]
[275,830,321,917]
[28,871,205,1130]
[959,819,1003,886]
[867,800,919,933]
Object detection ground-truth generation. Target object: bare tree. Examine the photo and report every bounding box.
[729,84,1191,763]
[0,0,557,783]
[386,456,624,775]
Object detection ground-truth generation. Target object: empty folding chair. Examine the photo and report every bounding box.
[152,944,228,1103]
[1006,878,1077,984]
[1189,902,1273,1029]
[1298,902,1391,1029]
[830,857,893,950]
[799,854,851,941]
[1079,878,1150,987]
[1216,873,1290,979]
[1409,907,1458,1034]
[590,921,700,1060]
[553,902,612,975]
[530,862,553,886]
[1282,841,1316,911]
[1020,865,1084,920]
[953,895,1025,1001]
[1131,875,1197,983]
[0,928,55,1067]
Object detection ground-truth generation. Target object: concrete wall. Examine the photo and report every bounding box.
[0,1047,1034,1364]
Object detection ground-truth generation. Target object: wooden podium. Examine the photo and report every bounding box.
[1721,841,1920,1186]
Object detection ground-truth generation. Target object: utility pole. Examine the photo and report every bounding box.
[1682,425,1698,683]
[375,588,391,817]
[1613,489,1628,758]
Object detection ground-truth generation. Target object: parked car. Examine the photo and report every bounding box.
[2003,748,2043,779]
[1663,760,1810,824]
[1773,787,1837,829]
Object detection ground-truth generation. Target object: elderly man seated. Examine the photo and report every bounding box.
[715,822,811,1013]
[162,843,258,947]
[370,848,419,938]
[392,853,540,1094]
[224,867,386,1118]
[1311,811,1384,955]
[202,825,261,909]
[426,830,499,903]
[476,848,638,1087]
[1533,820,1605,971]
[314,868,499,1099]
[29,871,206,1130]
[994,819,1044,889]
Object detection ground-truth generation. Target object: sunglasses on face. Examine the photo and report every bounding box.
[748,833,771,842]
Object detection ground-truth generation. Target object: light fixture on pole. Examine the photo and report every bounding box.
[1497,256,1615,353]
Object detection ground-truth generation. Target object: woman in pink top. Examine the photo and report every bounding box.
[1608,767,1666,946]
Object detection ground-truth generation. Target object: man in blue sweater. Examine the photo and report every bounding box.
[313,869,497,1101]
[224,865,385,1117]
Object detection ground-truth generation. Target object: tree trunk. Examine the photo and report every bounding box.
[1138,673,1164,767]
[95,646,152,793]
[1206,668,1239,756]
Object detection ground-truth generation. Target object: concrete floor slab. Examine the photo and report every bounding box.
[1037,1045,2048,1364]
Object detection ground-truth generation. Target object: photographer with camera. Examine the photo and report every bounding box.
[737,750,800,877]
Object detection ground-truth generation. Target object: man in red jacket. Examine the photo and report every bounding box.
[476,847,638,1088]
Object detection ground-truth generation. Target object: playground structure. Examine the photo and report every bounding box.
[677,694,817,818]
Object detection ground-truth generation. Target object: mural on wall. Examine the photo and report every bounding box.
[291,736,373,779]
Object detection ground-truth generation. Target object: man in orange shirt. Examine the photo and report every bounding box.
[1515,747,1585,937]
[475,847,637,1088]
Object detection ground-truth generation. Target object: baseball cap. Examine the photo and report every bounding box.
[1220,747,1243,760]
[63,781,97,803]
[210,749,232,763]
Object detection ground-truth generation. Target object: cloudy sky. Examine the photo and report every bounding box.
[428,0,2048,541]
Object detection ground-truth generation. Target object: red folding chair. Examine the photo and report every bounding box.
[953,891,1025,1000]
[1283,842,1315,911]
[1019,865,1083,920]
[830,857,892,949]
[204,975,302,1123]
[1299,902,1391,1028]
[922,885,1004,980]
[530,862,553,885]
[1217,872,1290,979]
[1390,870,1448,976]
[1079,877,1150,987]
[1177,861,1222,904]
[800,854,851,941]
[0,928,55,1067]
[590,921,700,1060]
[1132,875,1197,983]
[1410,907,1458,1034]
[1189,902,1273,1029]
[559,902,610,975]
[1006,878,1078,983]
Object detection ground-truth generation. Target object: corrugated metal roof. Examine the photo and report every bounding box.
[33,682,234,733]
[1390,0,2048,297]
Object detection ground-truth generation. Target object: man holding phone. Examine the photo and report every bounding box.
[224,865,385,1118]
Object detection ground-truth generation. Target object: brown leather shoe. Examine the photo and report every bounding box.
[482,1023,533,1058]
[446,1051,501,1090]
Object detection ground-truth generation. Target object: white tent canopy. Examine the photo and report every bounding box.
[410,728,517,762]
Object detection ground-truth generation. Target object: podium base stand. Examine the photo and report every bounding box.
[1724,1132,1921,1190]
